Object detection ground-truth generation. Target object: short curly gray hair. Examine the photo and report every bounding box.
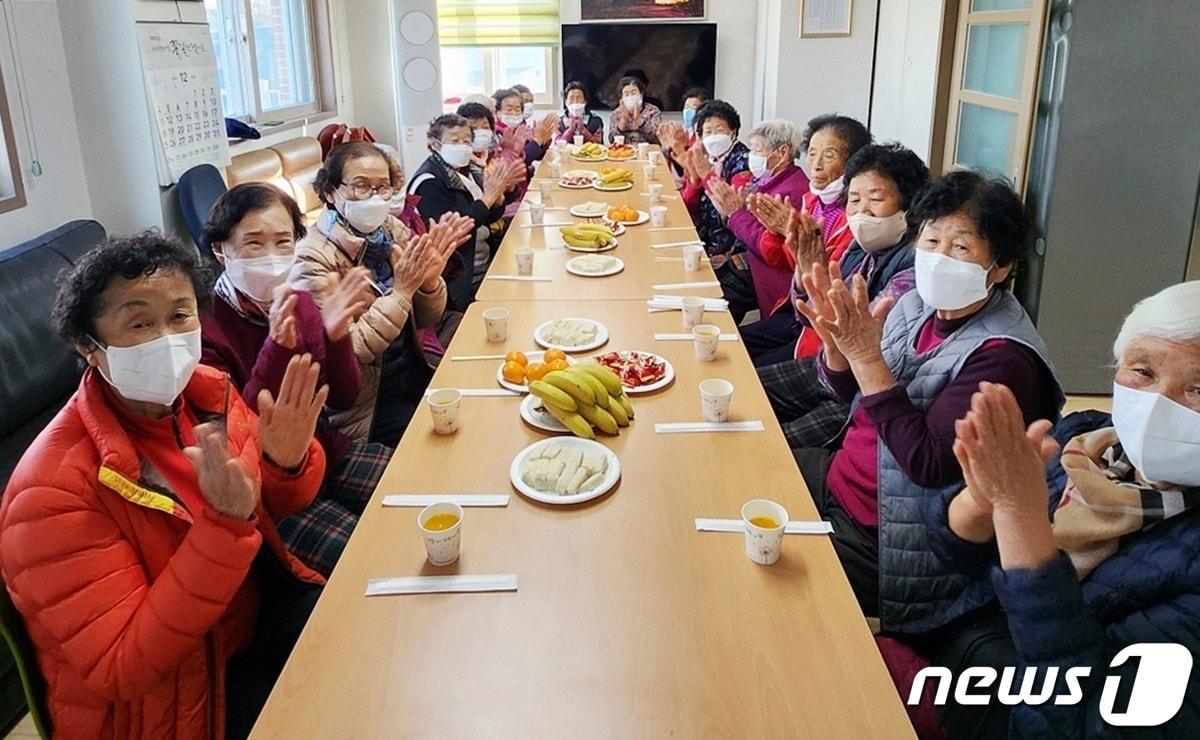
[1113,281,1200,361]
[749,119,801,155]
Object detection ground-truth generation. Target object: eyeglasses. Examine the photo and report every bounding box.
[339,181,395,201]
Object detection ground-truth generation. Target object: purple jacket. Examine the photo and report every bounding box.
[727,163,810,315]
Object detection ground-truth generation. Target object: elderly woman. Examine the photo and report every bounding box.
[200,182,391,577]
[658,86,711,184]
[0,234,328,738]
[409,115,525,309]
[293,141,474,447]
[557,80,604,144]
[884,281,1200,737]
[494,87,557,168]
[793,171,1064,623]
[755,143,928,450]
[707,119,810,318]
[675,100,754,321]
[609,75,662,145]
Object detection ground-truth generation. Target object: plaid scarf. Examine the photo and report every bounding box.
[213,272,267,325]
[432,149,473,195]
[1053,426,1200,577]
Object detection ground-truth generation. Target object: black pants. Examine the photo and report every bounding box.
[793,446,880,618]
[740,310,802,367]
[225,567,321,739]
[715,261,758,325]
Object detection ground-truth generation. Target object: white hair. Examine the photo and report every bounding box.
[1113,281,1200,360]
[461,93,495,113]
[749,119,801,154]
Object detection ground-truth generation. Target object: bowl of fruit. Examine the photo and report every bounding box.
[572,142,606,161]
[497,350,575,393]
[593,167,634,191]
[606,205,648,225]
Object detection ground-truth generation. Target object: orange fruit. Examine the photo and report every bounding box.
[546,359,570,372]
[543,349,567,364]
[506,350,528,367]
[525,362,549,381]
[502,361,526,384]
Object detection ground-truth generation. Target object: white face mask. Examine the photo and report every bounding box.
[337,193,390,234]
[1112,383,1200,487]
[223,253,294,303]
[701,133,733,159]
[810,176,846,204]
[566,102,586,118]
[472,129,494,152]
[522,101,535,118]
[92,329,202,407]
[623,95,643,112]
[439,142,474,169]
[849,210,908,253]
[501,114,524,128]
[914,249,993,310]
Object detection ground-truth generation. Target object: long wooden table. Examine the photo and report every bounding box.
[251,151,914,738]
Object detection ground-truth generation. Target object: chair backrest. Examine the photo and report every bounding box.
[0,585,49,738]
[177,164,228,253]
[269,137,323,218]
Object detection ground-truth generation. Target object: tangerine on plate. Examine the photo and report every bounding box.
[543,349,567,364]
[506,350,528,367]
[546,358,570,372]
[502,361,526,384]
[525,362,549,381]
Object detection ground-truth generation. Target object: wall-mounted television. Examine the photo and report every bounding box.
[561,23,716,112]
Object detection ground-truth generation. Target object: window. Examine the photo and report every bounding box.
[440,46,557,108]
[205,0,325,123]
[0,61,24,214]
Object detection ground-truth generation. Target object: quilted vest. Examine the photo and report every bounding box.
[872,288,1064,633]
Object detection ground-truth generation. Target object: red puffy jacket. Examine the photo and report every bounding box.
[0,365,325,739]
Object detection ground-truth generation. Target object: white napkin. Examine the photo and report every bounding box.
[422,388,520,397]
[651,280,721,291]
[653,333,739,342]
[693,518,834,535]
[485,275,552,282]
[364,574,518,597]
[655,421,765,433]
[382,494,510,507]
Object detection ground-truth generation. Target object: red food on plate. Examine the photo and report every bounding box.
[593,351,667,388]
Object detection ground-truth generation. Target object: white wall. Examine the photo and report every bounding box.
[869,0,946,162]
[0,0,92,250]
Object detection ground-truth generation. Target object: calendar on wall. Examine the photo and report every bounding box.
[136,22,230,185]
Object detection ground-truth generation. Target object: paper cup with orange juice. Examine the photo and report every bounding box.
[741,499,788,565]
[418,502,464,565]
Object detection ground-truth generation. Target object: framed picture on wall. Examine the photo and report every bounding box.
[582,0,705,22]
[0,61,26,215]
[800,0,852,38]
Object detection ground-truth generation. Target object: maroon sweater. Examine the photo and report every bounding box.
[820,313,1058,528]
[200,290,361,468]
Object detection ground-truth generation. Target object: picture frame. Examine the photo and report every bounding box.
[0,61,26,215]
[581,0,706,23]
[799,0,853,38]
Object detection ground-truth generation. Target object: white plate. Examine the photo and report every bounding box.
[496,350,577,393]
[593,350,676,394]
[612,209,649,226]
[593,181,634,192]
[563,236,618,253]
[565,255,625,278]
[519,394,570,434]
[569,202,609,218]
[605,152,636,163]
[509,437,621,505]
[534,318,610,353]
[572,152,607,162]
[559,180,596,190]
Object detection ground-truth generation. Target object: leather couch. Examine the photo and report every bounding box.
[226,136,324,223]
[0,220,107,491]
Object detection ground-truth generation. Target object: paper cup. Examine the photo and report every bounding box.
[529,201,545,225]
[515,247,534,276]
[637,142,650,159]
[648,183,664,203]
[614,135,626,146]
[642,164,655,182]
[482,307,510,343]
[681,296,705,330]
[648,150,661,167]
[692,323,720,362]
[418,502,464,566]
[573,134,584,147]
[650,205,668,228]
[682,244,704,271]
[699,378,734,423]
[741,499,788,565]
[537,180,553,200]
[427,388,462,435]
[548,160,562,179]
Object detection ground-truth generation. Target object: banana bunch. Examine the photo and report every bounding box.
[559,223,616,250]
[575,142,605,158]
[598,167,633,185]
[529,364,635,438]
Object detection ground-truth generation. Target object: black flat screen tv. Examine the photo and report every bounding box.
[561,23,716,112]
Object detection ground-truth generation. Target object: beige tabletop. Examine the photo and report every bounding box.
[475,150,726,303]
[251,296,914,738]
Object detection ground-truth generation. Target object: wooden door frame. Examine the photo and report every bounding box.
[0,59,26,215]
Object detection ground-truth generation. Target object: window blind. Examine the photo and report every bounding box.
[437,0,560,46]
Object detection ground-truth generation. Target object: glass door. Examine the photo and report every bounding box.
[942,0,1048,192]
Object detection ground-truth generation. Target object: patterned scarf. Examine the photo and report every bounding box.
[432,149,473,195]
[1053,426,1200,577]
[326,208,395,291]
[213,272,267,325]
